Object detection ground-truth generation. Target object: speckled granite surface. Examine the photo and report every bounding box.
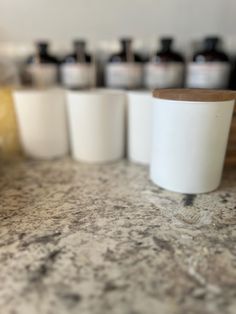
[0,158,236,314]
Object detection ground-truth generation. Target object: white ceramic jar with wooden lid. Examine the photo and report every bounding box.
[150,89,236,194]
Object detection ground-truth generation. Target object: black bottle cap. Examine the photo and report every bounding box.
[73,40,86,49]
[160,37,173,50]
[120,38,132,45]
[36,41,49,50]
[204,36,220,50]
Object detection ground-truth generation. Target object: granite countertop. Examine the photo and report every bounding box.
[0,158,236,314]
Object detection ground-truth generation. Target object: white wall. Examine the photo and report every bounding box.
[0,0,235,56]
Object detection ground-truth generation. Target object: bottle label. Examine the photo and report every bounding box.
[26,64,58,87]
[61,64,96,88]
[144,62,184,89]
[105,63,142,88]
[186,62,230,89]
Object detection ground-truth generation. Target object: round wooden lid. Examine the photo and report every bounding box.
[153,89,236,102]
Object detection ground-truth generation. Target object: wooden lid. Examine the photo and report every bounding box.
[153,89,236,102]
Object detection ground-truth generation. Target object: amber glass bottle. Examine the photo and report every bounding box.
[61,40,96,89]
[186,37,230,89]
[24,41,59,87]
[144,37,184,89]
[105,38,143,89]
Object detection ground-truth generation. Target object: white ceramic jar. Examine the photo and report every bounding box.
[66,89,126,163]
[127,91,152,164]
[150,89,236,194]
[13,88,69,159]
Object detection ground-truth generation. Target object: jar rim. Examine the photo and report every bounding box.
[153,88,236,102]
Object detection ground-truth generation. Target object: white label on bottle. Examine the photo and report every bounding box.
[144,62,184,89]
[26,64,58,87]
[105,63,143,88]
[61,63,96,88]
[186,62,230,89]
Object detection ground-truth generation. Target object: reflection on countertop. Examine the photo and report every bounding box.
[0,158,236,314]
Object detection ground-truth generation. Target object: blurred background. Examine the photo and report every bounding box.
[0,0,235,57]
[1,0,236,162]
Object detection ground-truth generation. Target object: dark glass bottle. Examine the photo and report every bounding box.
[152,38,184,63]
[61,40,95,89]
[27,41,58,64]
[144,37,184,89]
[186,36,230,89]
[24,41,59,87]
[105,38,143,89]
[229,57,236,90]
[192,37,229,62]
[63,40,91,63]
